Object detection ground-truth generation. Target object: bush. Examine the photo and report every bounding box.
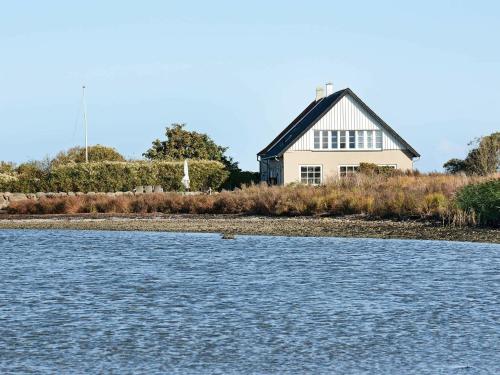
[0,173,17,187]
[456,179,500,226]
[223,170,260,190]
[52,145,125,165]
[0,160,228,193]
[359,162,402,176]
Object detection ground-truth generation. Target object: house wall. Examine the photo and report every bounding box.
[282,149,413,184]
[289,95,404,151]
[259,157,284,185]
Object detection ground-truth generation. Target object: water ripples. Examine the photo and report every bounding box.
[0,230,498,374]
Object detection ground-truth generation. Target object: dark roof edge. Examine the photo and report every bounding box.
[257,99,320,156]
[267,88,420,159]
[345,89,420,158]
[265,89,348,158]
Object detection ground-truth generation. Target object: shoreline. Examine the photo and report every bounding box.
[0,213,498,243]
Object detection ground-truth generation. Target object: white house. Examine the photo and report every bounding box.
[257,84,420,185]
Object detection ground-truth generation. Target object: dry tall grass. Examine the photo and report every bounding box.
[8,173,498,226]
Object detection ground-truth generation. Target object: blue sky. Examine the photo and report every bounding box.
[1,1,499,171]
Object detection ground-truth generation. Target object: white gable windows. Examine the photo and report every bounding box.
[322,131,329,149]
[331,131,338,149]
[339,131,347,149]
[314,130,320,149]
[366,131,373,149]
[357,131,365,148]
[375,131,383,148]
[349,131,356,149]
[313,130,382,150]
[314,130,330,150]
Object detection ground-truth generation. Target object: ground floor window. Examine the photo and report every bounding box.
[339,165,360,177]
[339,164,397,177]
[378,164,397,169]
[300,165,321,184]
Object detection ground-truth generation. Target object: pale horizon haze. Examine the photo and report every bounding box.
[1,1,499,171]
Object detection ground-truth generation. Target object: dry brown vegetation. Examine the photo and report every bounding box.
[7,173,498,226]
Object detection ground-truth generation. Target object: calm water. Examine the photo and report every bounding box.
[0,230,499,374]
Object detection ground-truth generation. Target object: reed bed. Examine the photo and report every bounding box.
[7,173,499,226]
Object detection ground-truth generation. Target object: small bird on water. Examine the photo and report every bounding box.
[221,233,235,240]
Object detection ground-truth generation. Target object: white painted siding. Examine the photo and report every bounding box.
[289,94,403,151]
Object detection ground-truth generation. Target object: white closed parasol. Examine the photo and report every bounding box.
[182,159,190,190]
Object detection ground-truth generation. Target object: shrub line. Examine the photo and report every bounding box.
[5,174,499,227]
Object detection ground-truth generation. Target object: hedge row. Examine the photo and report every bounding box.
[0,161,229,193]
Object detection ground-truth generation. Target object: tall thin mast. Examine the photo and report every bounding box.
[82,85,88,163]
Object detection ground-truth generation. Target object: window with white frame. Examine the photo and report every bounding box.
[331,131,338,149]
[378,164,397,169]
[322,130,329,149]
[314,130,320,149]
[375,130,382,148]
[339,131,347,148]
[339,165,360,177]
[357,130,365,148]
[349,131,355,149]
[367,131,374,149]
[312,129,383,150]
[300,165,321,184]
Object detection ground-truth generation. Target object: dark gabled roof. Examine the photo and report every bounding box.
[257,99,318,156]
[258,88,420,159]
[257,89,345,157]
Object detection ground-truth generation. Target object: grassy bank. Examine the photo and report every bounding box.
[6,173,499,227]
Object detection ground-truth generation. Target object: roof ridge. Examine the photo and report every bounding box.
[258,88,419,159]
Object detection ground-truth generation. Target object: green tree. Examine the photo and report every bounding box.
[144,123,239,171]
[443,158,467,174]
[52,145,125,165]
[464,132,499,175]
[0,161,15,174]
[443,132,499,175]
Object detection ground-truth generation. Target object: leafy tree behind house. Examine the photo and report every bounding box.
[0,161,15,174]
[143,123,239,171]
[443,158,467,175]
[465,132,500,175]
[52,145,125,165]
[443,132,499,175]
